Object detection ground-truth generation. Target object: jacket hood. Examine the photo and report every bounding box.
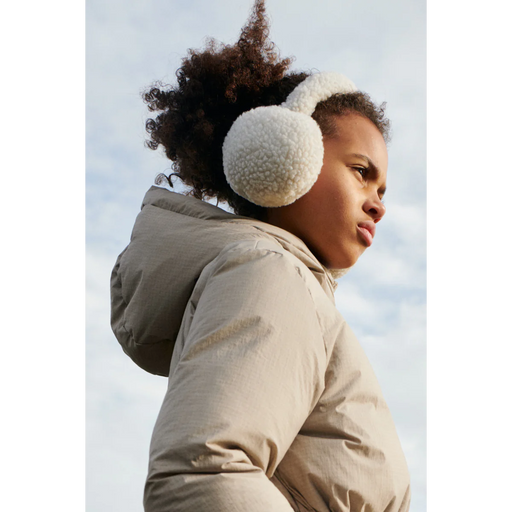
[111,186,341,376]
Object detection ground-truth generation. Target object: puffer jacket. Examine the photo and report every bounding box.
[110,186,411,511]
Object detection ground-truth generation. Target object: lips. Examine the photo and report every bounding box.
[357,222,376,247]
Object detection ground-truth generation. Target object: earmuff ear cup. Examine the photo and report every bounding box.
[222,105,324,207]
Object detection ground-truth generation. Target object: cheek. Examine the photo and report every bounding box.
[312,178,351,222]
[303,188,351,249]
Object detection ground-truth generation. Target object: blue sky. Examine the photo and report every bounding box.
[86,1,426,510]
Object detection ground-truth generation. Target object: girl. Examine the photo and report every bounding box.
[111,1,411,510]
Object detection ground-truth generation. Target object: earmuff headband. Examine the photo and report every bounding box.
[222,72,357,208]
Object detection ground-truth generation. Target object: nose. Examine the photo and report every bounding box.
[364,195,386,223]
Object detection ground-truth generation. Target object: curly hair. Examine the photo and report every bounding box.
[143,0,390,220]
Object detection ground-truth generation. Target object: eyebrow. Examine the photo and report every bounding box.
[350,153,387,197]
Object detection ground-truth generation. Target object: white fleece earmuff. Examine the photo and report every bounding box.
[222,72,358,207]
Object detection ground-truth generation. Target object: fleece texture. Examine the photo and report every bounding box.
[222,72,358,207]
[282,72,357,115]
[223,106,324,207]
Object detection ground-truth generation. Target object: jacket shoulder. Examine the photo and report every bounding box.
[209,237,317,283]
[194,237,341,355]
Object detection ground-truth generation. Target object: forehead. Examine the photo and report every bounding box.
[330,113,388,168]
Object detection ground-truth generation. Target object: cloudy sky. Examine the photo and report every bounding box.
[86,0,426,510]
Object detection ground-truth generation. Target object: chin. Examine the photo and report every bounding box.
[310,240,364,271]
[323,249,363,270]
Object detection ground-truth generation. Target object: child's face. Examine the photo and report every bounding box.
[268,113,388,269]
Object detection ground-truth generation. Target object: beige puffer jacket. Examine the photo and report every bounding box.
[111,186,411,511]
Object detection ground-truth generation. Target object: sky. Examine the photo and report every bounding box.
[86,0,426,510]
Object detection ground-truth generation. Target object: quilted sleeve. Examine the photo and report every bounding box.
[144,240,327,511]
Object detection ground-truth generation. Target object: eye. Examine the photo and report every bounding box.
[353,166,369,179]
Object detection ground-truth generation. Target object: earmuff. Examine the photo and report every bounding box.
[222,72,357,207]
